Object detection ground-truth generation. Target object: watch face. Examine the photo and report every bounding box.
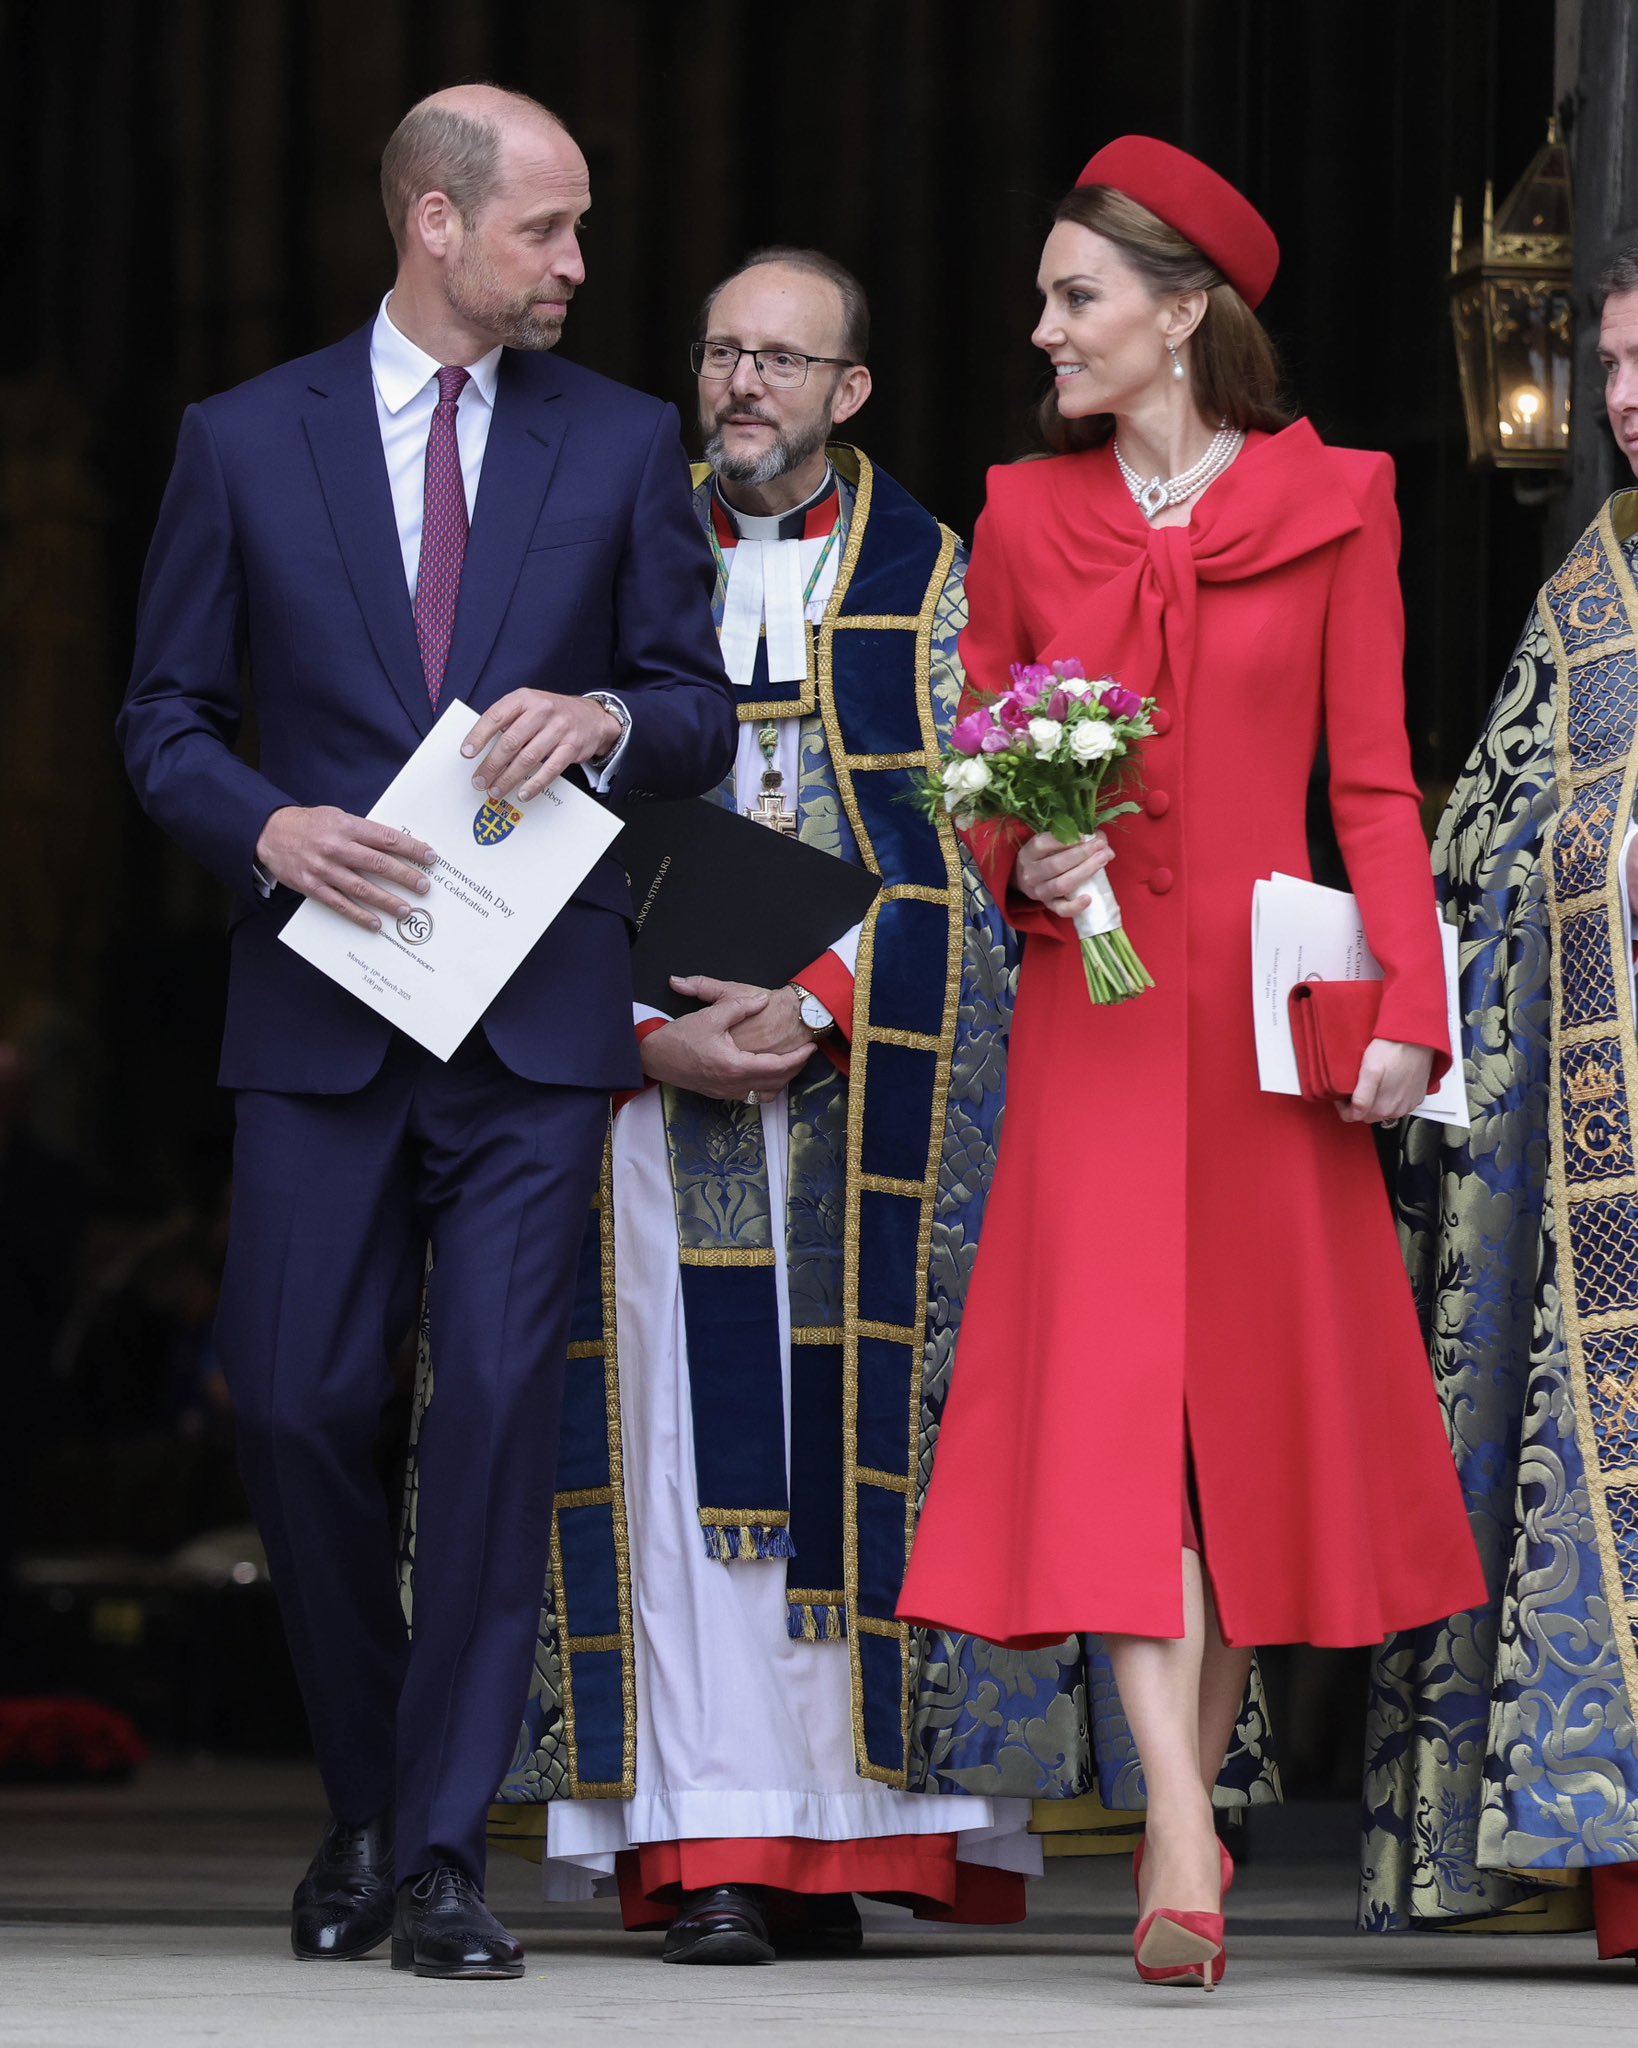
[800,993,832,1031]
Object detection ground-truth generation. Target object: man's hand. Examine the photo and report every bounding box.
[670,974,818,1058]
[641,987,814,1102]
[255,807,438,931]
[1339,1038,1435,1125]
[462,690,622,803]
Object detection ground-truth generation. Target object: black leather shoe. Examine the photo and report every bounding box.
[661,1884,775,1964]
[390,1865,524,1980]
[290,1813,395,1961]
[772,1891,864,1956]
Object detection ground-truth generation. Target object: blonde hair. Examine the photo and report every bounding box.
[1036,184,1292,453]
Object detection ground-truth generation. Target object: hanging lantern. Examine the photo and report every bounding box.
[1449,118,1573,470]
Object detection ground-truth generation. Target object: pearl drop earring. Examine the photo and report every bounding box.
[1167,342,1185,382]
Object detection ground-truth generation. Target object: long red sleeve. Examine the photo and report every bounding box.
[956,483,1069,944]
[1320,453,1451,1077]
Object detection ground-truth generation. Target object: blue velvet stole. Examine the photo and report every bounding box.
[536,1142,633,1796]
[818,449,970,1783]
[658,456,950,1660]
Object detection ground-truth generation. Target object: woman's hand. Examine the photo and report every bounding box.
[1014,830,1113,918]
[1338,1038,1434,1125]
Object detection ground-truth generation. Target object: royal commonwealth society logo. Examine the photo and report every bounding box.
[396,905,434,946]
[472,796,524,846]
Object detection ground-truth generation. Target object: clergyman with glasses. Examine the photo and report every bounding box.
[494,247,1070,1960]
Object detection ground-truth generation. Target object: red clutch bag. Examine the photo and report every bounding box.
[1287,980,1382,1104]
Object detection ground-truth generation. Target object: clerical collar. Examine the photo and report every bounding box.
[711,467,839,547]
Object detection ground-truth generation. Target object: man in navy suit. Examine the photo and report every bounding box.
[118,84,736,1980]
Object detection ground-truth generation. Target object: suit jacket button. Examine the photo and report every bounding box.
[1145,790,1171,818]
[1148,867,1175,895]
[1150,707,1174,735]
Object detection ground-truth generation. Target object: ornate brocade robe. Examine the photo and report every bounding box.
[1364,493,1638,1931]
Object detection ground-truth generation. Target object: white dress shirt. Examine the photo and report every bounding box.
[370,295,503,600]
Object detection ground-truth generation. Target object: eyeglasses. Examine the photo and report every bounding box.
[690,341,856,388]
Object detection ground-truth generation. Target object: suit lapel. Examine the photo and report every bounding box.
[441,352,566,708]
[300,328,432,738]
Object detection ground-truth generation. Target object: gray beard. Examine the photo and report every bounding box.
[704,413,831,486]
[444,248,564,353]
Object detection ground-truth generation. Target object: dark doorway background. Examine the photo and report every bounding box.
[0,0,1556,1784]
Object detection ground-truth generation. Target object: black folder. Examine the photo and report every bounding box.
[615,798,882,1015]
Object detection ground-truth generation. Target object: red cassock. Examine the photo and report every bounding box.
[896,421,1487,1650]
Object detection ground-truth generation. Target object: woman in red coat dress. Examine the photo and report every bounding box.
[896,139,1486,1989]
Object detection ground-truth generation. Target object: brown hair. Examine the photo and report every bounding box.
[380,88,560,254]
[698,246,871,364]
[1599,243,1638,304]
[1035,185,1292,453]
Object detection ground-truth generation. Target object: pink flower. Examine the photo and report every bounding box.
[1052,658,1087,682]
[950,710,992,756]
[979,726,1015,753]
[1008,662,1055,694]
[1102,685,1145,721]
[996,691,1035,732]
[1044,688,1073,720]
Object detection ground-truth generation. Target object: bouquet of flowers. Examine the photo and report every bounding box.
[921,658,1157,1004]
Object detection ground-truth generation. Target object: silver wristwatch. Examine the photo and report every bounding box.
[584,690,631,769]
[791,983,835,1036]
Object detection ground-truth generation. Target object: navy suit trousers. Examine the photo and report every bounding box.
[217,1031,606,1884]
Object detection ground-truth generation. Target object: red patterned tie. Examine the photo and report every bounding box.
[413,364,471,710]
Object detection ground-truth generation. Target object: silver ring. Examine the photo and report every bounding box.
[745,1090,759,1105]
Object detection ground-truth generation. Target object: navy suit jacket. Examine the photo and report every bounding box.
[119,325,735,1095]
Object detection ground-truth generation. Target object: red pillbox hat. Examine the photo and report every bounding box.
[1076,136,1280,309]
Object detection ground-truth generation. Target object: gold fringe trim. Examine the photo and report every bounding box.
[677,1246,778,1268]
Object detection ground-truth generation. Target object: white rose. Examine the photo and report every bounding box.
[1069,721,1119,762]
[1027,717,1065,761]
[1058,679,1094,700]
[943,756,991,797]
[1085,676,1115,699]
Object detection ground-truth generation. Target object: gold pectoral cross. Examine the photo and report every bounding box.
[748,718,797,833]
[750,768,798,834]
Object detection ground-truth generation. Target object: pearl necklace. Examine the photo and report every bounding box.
[1114,418,1246,521]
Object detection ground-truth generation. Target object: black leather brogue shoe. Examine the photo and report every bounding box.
[661,1884,775,1964]
[390,1865,525,1980]
[290,1813,395,1961]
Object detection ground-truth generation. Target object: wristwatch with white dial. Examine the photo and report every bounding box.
[790,983,835,1037]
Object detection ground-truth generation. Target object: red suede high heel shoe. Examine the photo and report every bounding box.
[1131,1836,1234,1990]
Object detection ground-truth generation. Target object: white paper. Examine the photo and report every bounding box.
[1621,824,1638,991]
[1250,873,1469,1128]
[280,699,623,1061]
